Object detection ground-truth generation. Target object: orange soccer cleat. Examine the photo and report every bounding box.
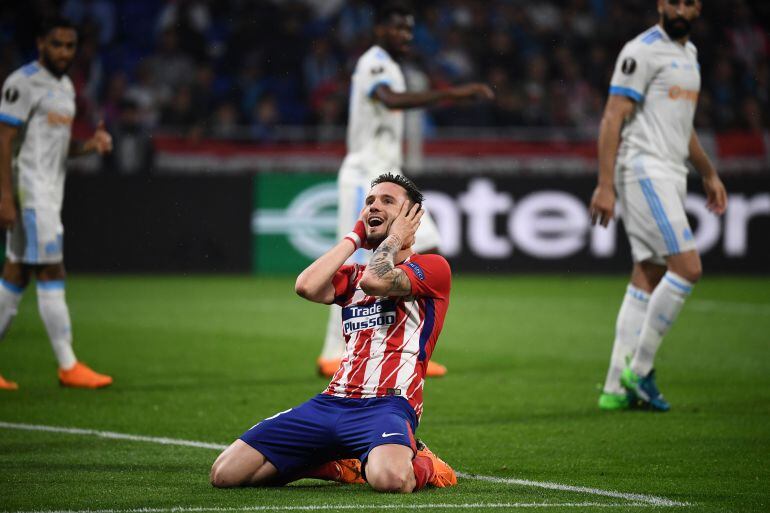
[306,458,366,484]
[58,362,113,389]
[334,458,366,484]
[0,373,19,390]
[415,439,457,488]
[426,360,448,377]
[317,357,342,378]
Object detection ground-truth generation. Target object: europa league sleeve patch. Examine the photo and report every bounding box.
[621,58,637,75]
[406,261,425,280]
[3,87,19,104]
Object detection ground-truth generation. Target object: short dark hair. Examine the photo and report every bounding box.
[371,172,424,205]
[375,1,413,26]
[38,16,77,38]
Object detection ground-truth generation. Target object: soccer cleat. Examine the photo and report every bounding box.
[426,360,447,378]
[0,374,18,390]
[598,392,632,410]
[334,458,366,484]
[621,367,670,411]
[317,357,341,378]
[415,439,457,488]
[306,459,366,484]
[58,362,113,389]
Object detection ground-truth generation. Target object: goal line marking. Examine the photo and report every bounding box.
[0,421,689,508]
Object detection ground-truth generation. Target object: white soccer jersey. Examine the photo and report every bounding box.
[344,45,406,175]
[0,61,75,211]
[610,26,701,182]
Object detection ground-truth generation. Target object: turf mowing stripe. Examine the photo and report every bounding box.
[688,300,770,315]
[0,421,689,508]
[456,473,688,507]
[0,504,661,513]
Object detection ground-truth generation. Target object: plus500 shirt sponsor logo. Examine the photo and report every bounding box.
[342,300,396,335]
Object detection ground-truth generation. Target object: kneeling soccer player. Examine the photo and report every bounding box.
[211,173,456,492]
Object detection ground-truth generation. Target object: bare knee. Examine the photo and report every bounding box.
[2,262,30,289]
[210,440,277,488]
[209,460,230,488]
[367,465,414,493]
[210,458,243,488]
[668,256,702,283]
[36,263,66,282]
[677,262,702,283]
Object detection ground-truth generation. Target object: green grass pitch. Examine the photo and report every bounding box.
[0,275,768,513]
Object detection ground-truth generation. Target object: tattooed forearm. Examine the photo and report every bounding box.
[365,234,411,294]
[370,234,401,278]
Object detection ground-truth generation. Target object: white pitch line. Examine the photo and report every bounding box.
[0,421,689,508]
[1,503,656,513]
[0,421,226,451]
[456,473,687,507]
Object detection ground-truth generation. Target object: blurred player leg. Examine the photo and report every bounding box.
[599,283,649,409]
[318,167,368,376]
[0,277,25,339]
[0,234,32,389]
[621,178,698,411]
[36,264,112,389]
[411,209,447,377]
[0,278,24,390]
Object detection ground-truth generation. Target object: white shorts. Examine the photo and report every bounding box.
[337,163,441,264]
[6,207,64,264]
[617,176,696,265]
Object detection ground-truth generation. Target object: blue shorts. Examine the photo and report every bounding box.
[239,394,418,476]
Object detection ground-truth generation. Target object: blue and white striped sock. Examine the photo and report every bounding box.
[603,284,650,395]
[37,280,77,370]
[0,280,25,339]
[631,272,694,377]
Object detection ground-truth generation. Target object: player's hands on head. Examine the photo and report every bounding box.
[589,185,615,227]
[703,174,727,215]
[0,200,17,229]
[87,120,113,155]
[390,201,423,250]
[450,83,495,102]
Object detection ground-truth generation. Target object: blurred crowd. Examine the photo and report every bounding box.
[1,0,768,152]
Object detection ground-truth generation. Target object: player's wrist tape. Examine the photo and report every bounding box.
[344,220,367,249]
[344,231,362,249]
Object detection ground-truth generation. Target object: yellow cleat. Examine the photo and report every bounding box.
[58,362,113,389]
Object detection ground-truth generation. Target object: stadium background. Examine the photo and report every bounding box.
[0,0,768,274]
[2,2,770,512]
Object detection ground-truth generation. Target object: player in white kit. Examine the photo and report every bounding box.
[590,0,727,411]
[0,17,113,390]
[318,2,494,378]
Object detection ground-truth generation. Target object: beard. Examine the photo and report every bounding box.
[366,231,388,249]
[41,52,72,77]
[662,12,692,39]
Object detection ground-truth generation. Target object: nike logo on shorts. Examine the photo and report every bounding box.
[381,432,404,438]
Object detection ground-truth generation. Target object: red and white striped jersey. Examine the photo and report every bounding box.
[324,253,451,419]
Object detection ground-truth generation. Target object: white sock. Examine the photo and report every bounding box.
[320,304,345,360]
[0,280,25,339]
[37,281,77,370]
[603,284,650,394]
[630,272,694,377]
